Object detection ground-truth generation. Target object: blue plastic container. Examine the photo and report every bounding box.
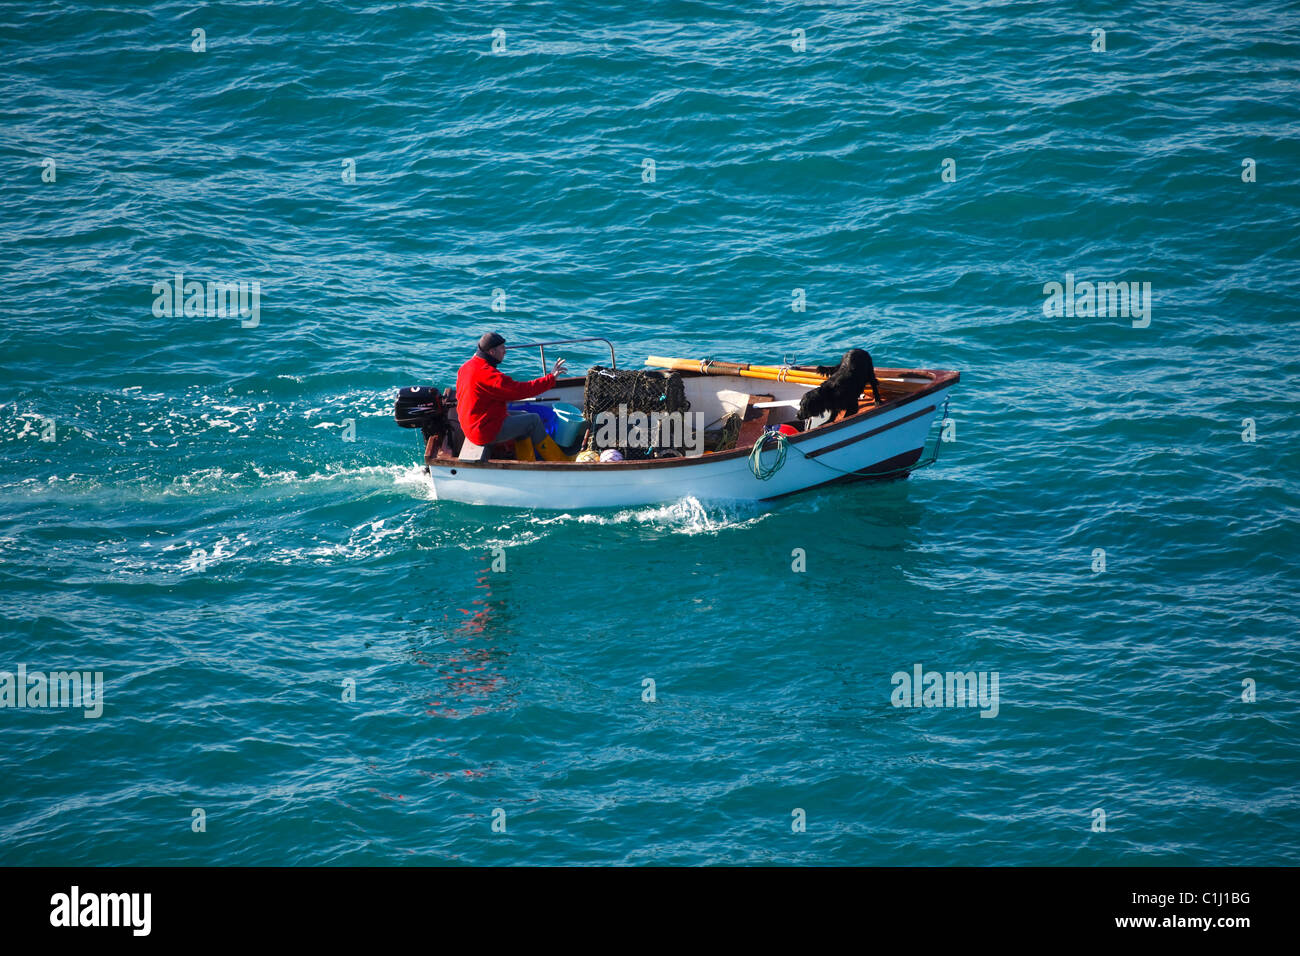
[551,402,586,446]
[508,401,586,447]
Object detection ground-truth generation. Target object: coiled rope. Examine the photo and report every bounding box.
[748,430,789,480]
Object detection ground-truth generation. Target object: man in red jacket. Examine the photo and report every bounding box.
[456,332,569,460]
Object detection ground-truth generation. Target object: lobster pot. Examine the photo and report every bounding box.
[581,366,691,460]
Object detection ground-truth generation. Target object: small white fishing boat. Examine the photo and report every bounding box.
[409,340,959,510]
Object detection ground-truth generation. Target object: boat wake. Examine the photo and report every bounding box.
[532,496,769,536]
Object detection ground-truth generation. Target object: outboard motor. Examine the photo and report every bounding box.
[395,386,457,459]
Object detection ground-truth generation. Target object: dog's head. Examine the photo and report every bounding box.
[840,348,871,374]
[797,386,830,421]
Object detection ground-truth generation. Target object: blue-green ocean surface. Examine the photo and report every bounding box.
[2,0,1298,865]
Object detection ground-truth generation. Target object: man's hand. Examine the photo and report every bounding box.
[551,358,568,377]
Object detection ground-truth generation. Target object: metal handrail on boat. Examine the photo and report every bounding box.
[509,337,617,374]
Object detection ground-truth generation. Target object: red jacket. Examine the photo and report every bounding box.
[456,354,557,445]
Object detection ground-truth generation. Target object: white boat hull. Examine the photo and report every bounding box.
[426,377,956,510]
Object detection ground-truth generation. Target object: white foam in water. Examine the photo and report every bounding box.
[255,463,411,486]
[393,465,436,499]
[265,513,426,565]
[164,463,412,494]
[533,496,768,535]
[169,533,251,572]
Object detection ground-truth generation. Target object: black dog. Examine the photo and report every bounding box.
[797,348,883,423]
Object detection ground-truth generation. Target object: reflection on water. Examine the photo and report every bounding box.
[411,552,515,719]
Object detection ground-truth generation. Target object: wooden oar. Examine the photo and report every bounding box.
[644,355,893,409]
[739,363,919,385]
[645,355,828,386]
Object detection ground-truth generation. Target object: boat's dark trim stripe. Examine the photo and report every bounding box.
[803,405,935,459]
[759,448,925,501]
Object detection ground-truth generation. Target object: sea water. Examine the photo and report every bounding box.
[1,0,1298,864]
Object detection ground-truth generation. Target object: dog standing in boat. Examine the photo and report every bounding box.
[797,348,883,423]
